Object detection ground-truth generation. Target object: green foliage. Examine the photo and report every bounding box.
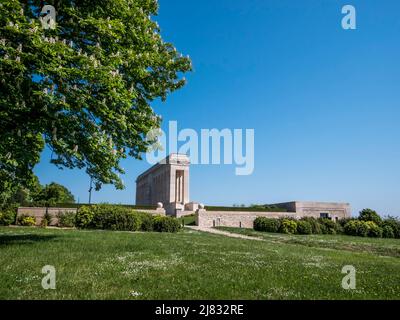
[90,205,141,231]
[138,212,155,231]
[300,217,322,234]
[33,182,75,205]
[0,209,16,226]
[0,0,191,191]
[41,210,53,227]
[76,204,180,232]
[365,221,383,238]
[318,218,338,235]
[296,220,312,235]
[344,220,369,237]
[75,205,95,228]
[279,219,297,234]
[57,211,76,228]
[359,209,382,225]
[253,217,281,233]
[337,217,356,228]
[153,216,181,233]
[382,217,400,239]
[17,214,36,226]
[382,225,395,239]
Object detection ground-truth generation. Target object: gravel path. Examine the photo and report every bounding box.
[185,226,264,241]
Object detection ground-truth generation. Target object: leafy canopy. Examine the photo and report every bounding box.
[0,0,191,196]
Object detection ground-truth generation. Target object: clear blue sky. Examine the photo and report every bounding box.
[35,0,400,217]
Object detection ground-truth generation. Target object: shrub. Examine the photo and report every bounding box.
[365,221,383,238]
[358,209,382,225]
[254,217,280,233]
[40,211,53,227]
[382,225,395,238]
[153,216,181,233]
[0,209,17,226]
[382,217,400,239]
[344,220,369,237]
[138,212,154,231]
[17,215,36,226]
[337,218,355,230]
[76,205,95,228]
[279,219,297,234]
[89,205,142,231]
[318,218,337,235]
[57,211,76,228]
[296,220,312,235]
[300,217,322,234]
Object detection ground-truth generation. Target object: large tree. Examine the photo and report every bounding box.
[34,182,75,204]
[0,0,191,197]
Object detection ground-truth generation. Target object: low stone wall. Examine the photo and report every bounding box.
[175,210,195,218]
[17,207,78,226]
[195,209,297,228]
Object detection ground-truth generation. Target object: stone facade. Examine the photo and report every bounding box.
[136,153,190,215]
[195,201,351,228]
[273,201,351,221]
[196,209,297,228]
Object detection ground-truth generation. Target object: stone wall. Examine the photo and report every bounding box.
[17,207,78,226]
[195,201,351,228]
[273,201,351,220]
[196,209,297,228]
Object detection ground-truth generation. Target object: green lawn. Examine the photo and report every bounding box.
[0,226,399,300]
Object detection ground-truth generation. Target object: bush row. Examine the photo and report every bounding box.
[1,204,181,233]
[75,204,181,232]
[254,217,342,235]
[254,210,400,239]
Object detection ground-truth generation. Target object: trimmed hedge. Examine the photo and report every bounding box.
[254,217,281,233]
[153,216,181,233]
[252,211,398,239]
[75,204,180,233]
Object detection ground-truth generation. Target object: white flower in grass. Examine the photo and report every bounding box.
[130,290,142,297]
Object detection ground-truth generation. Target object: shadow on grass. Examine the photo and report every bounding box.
[0,234,59,246]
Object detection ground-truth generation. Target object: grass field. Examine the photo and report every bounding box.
[0,226,399,300]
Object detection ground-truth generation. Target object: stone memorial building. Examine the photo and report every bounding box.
[136,153,192,215]
[135,153,351,226]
